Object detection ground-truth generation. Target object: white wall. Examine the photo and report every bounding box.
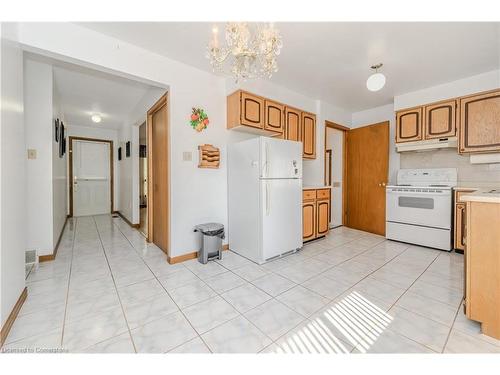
[24,58,54,255]
[351,104,399,184]
[394,69,500,111]
[0,23,26,329]
[119,87,165,224]
[52,85,67,246]
[67,125,119,212]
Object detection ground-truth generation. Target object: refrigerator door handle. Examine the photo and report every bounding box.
[262,141,269,178]
[265,181,270,216]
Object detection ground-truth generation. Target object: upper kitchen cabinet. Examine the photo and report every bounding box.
[285,106,302,142]
[302,112,316,159]
[459,89,500,154]
[396,107,422,143]
[264,99,285,134]
[227,90,277,135]
[424,100,457,140]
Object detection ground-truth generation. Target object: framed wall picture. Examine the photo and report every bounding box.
[126,141,131,157]
[59,122,65,158]
[118,147,122,161]
[55,118,60,142]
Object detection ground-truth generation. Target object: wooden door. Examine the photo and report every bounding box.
[240,91,264,129]
[303,200,316,241]
[396,107,422,143]
[302,112,316,159]
[316,199,330,237]
[455,203,466,251]
[264,100,284,134]
[424,100,456,140]
[285,107,301,142]
[346,122,389,236]
[148,94,169,255]
[459,89,500,153]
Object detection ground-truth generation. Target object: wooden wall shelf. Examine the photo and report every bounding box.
[198,144,220,169]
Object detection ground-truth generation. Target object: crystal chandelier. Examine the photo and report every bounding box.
[206,23,283,82]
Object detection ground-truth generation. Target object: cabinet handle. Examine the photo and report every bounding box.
[461,207,466,247]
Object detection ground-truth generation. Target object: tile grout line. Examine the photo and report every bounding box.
[440,302,463,353]
[60,218,77,349]
[109,216,215,353]
[92,215,138,353]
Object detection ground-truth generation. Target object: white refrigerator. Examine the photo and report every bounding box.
[228,136,303,264]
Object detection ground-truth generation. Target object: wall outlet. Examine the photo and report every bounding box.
[27,149,37,159]
[183,151,192,161]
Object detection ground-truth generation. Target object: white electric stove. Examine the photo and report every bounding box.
[386,168,457,251]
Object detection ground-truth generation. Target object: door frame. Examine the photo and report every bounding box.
[146,93,169,253]
[69,136,114,217]
[324,120,349,226]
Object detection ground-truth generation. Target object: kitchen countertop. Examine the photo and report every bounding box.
[461,189,500,204]
[303,185,332,190]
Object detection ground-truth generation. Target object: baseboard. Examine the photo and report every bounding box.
[116,211,140,229]
[0,287,27,347]
[167,244,230,265]
[39,217,69,263]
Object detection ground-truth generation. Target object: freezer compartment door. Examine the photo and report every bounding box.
[260,137,302,179]
[260,179,302,261]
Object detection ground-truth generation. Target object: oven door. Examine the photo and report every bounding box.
[386,188,452,229]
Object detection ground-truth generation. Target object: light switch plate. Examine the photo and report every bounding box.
[182,151,192,161]
[27,149,37,159]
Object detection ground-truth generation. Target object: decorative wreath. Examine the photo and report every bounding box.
[190,107,210,132]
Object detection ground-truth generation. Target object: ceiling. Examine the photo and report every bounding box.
[51,60,159,130]
[79,22,499,112]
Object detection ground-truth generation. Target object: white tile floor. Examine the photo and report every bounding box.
[3,214,500,353]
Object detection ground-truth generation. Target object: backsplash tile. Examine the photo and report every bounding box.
[400,149,500,187]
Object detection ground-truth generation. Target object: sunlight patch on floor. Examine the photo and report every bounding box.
[271,291,393,354]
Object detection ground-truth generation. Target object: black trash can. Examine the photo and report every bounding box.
[194,223,224,264]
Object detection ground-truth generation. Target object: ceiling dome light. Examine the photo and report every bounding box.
[366,63,386,92]
[91,114,102,123]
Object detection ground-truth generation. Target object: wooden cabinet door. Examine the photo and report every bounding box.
[424,100,456,140]
[459,90,500,153]
[396,107,423,143]
[455,203,466,251]
[285,107,301,142]
[240,92,264,129]
[316,199,330,237]
[302,112,316,159]
[302,200,316,241]
[264,100,284,134]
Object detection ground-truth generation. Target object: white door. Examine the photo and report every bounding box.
[260,179,302,261]
[260,137,302,179]
[73,140,111,216]
[326,128,344,227]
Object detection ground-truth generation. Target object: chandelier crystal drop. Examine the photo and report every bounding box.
[206,22,283,82]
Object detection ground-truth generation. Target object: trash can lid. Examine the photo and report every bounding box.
[194,222,224,234]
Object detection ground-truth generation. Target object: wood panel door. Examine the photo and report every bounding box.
[240,91,264,129]
[302,112,316,159]
[424,100,457,140]
[302,200,316,241]
[396,107,422,143]
[148,94,169,255]
[285,107,301,142]
[346,122,389,236]
[316,199,330,237]
[264,100,284,134]
[459,90,500,153]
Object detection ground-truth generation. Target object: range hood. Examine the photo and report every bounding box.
[396,137,457,153]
